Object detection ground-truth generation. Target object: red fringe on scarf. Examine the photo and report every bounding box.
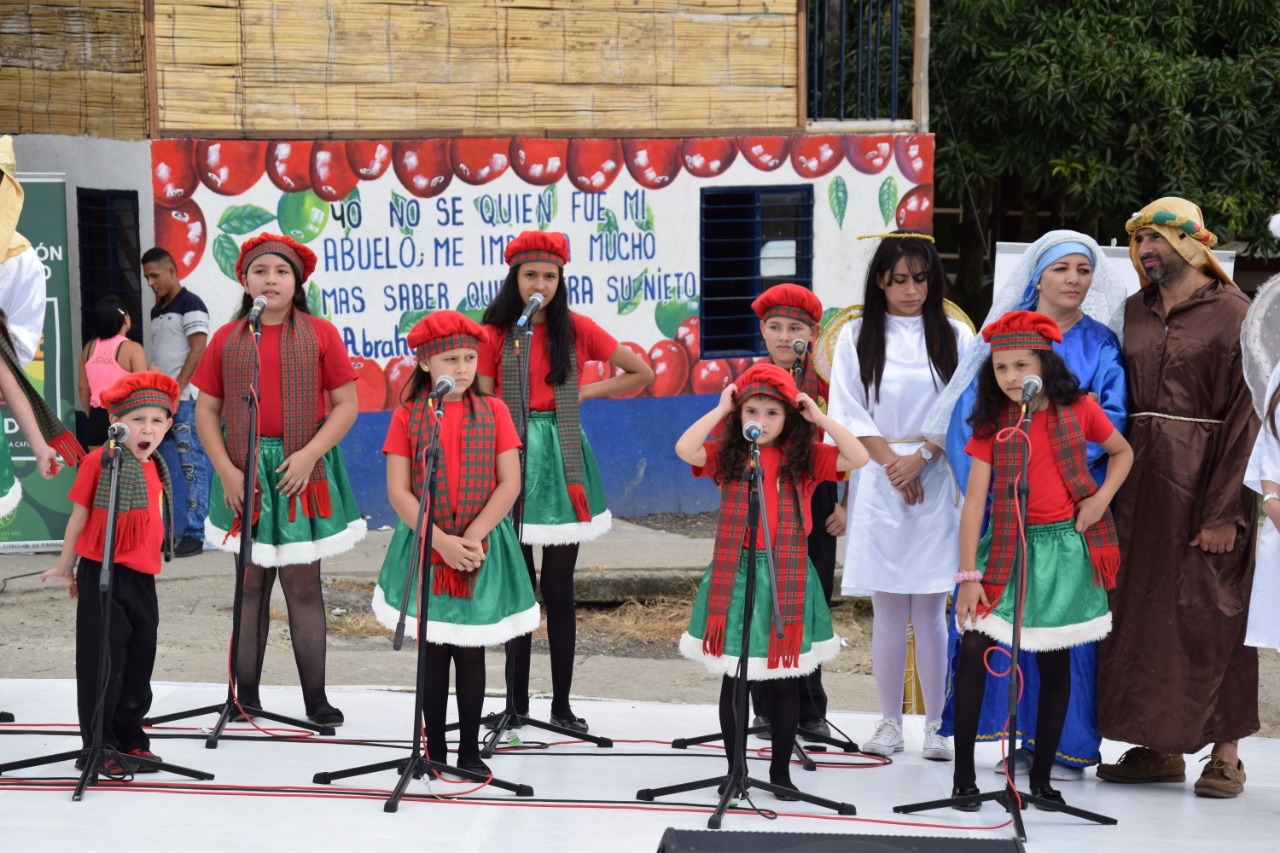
[701,614,727,657]
[288,479,333,522]
[766,622,804,670]
[433,560,478,599]
[81,507,151,557]
[51,432,86,466]
[567,483,591,523]
[1091,544,1120,591]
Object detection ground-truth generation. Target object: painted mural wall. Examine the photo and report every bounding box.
[150,134,934,522]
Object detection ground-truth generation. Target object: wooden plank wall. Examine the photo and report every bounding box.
[154,0,800,135]
[0,1,147,139]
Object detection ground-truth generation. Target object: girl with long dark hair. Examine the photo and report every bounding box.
[79,294,146,447]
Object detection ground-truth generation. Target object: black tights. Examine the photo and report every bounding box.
[236,560,334,715]
[423,642,485,767]
[503,543,579,718]
[720,676,800,786]
[951,631,1071,789]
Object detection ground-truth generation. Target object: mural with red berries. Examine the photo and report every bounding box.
[152,134,934,413]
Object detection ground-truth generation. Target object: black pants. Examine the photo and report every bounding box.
[751,480,838,722]
[75,559,159,752]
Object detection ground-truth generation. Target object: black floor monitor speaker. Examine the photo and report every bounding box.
[657,829,1025,852]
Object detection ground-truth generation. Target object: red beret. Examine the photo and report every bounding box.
[236,232,318,284]
[100,371,181,417]
[504,230,570,267]
[406,310,488,357]
[752,283,822,326]
[982,310,1063,352]
[733,362,801,408]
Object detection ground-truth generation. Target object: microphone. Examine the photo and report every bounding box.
[790,339,808,358]
[106,422,130,444]
[742,420,763,442]
[246,295,268,329]
[1020,374,1043,405]
[428,374,456,400]
[515,292,544,328]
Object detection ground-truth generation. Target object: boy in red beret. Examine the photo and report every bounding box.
[43,371,181,775]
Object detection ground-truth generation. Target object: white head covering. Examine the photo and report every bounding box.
[1243,273,1280,420]
[921,229,1127,445]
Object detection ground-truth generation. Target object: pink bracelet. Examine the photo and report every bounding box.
[954,571,982,583]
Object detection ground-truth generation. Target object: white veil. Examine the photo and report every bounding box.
[921,230,1129,445]
[1243,272,1280,419]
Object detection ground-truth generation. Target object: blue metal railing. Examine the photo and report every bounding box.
[808,0,911,122]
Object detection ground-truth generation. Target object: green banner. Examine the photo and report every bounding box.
[0,175,78,552]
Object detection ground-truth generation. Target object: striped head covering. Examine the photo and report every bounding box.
[236,232,317,284]
[406,310,488,358]
[1125,197,1235,289]
[733,362,802,407]
[102,371,180,417]
[504,230,570,267]
[983,310,1062,352]
[752,283,823,326]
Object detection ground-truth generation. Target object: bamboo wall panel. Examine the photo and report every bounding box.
[0,1,146,138]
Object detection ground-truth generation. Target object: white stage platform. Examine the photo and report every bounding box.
[0,680,1274,851]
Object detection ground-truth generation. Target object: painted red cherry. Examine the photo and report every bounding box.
[736,137,792,171]
[266,141,313,192]
[681,138,738,178]
[894,134,934,184]
[674,317,700,364]
[896,184,934,232]
[648,340,690,398]
[615,342,651,398]
[567,139,623,193]
[843,134,893,175]
[790,135,844,178]
[450,138,510,185]
[392,140,454,198]
[195,140,267,195]
[345,140,393,181]
[382,355,418,409]
[581,359,614,387]
[510,137,569,185]
[151,140,198,208]
[350,356,388,412]
[621,139,682,189]
[727,357,754,379]
[154,199,207,279]
[310,142,360,202]
[689,359,733,395]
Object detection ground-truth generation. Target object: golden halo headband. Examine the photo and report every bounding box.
[856,232,935,243]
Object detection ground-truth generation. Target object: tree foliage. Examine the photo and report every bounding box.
[930,0,1280,300]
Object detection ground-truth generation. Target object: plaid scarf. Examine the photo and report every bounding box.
[982,401,1120,612]
[0,329,85,465]
[221,311,328,535]
[703,447,809,670]
[499,323,591,522]
[408,391,496,599]
[80,450,173,563]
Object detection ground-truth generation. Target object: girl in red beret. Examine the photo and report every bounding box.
[373,310,538,776]
[476,230,653,732]
[949,310,1132,809]
[191,233,365,728]
[675,363,868,798]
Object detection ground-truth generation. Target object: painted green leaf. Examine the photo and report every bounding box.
[819,306,841,331]
[828,176,848,228]
[618,268,647,315]
[636,203,656,232]
[456,297,485,323]
[212,233,239,281]
[878,175,899,225]
[392,190,414,236]
[654,297,699,338]
[537,184,558,230]
[306,280,328,319]
[597,208,619,234]
[399,308,430,334]
[217,204,276,236]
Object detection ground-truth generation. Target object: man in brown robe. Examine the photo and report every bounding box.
[1097,197,1259,798]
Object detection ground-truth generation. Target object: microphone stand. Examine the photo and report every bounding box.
[313,393,533,809]
[639,439,856,828]
[894,401,1116,841]
[0,439,214,796]
[144,318,332,744]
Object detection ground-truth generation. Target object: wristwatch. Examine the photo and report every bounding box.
[1264,491,1280,505]
[920,447,935,464]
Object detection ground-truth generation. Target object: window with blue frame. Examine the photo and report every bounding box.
[699,186,813,358]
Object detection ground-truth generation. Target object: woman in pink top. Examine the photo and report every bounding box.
[79,295,146,446]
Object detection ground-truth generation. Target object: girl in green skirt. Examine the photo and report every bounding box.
[675,363,867,799]
[374,310,538,776]
[950,311,1132,810]
[193,233,365,728]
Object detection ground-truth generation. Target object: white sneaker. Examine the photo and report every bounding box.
[993,747,1085,781]
[862,718,904,756]
[922,720,954,761]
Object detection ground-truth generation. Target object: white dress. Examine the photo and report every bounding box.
[827,314,974,595]
[1244,360,1280,651]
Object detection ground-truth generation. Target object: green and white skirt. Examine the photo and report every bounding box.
[206,438,366,567]
[372,517,539,646]
[519,410,611,545]
[965,519,1111,651]
[0,441,18,519]
[680,551,840,681]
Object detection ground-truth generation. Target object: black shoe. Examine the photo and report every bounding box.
[770,777,800,801]
[174,536,204,558]
[457,757,491,777]
[230,700,261,722]
[549,711,588,733]
[1030,784,1065,811]
[752,715,772,740]
[307,705,345,727]
[799,719,831,741]
[484,707,524,731]
[951,785,983,812]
